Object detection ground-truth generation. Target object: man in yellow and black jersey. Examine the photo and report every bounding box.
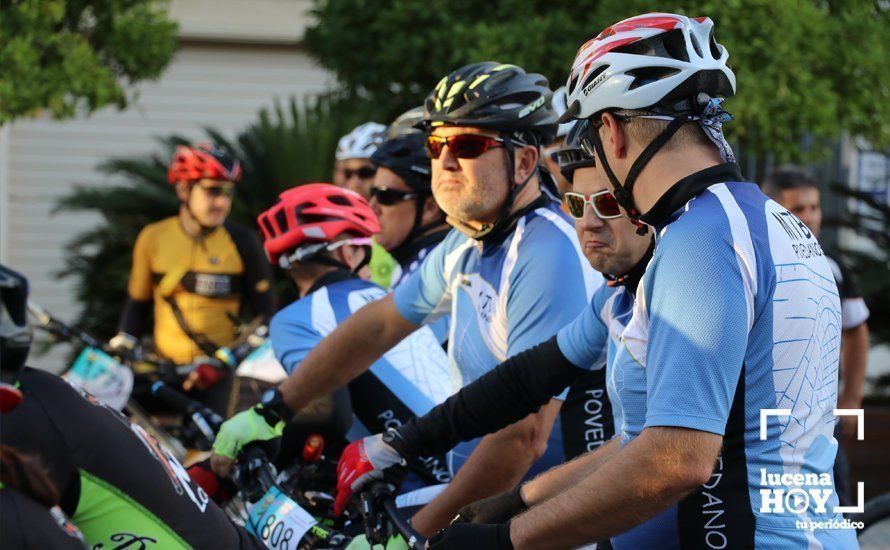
[114,143,276,368]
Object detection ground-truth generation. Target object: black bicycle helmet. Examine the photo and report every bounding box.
[370,133,431,193]
[419,62,558,146]
[1,265,32,384]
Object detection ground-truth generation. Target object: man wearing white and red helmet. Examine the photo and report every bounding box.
[424,13,856,549]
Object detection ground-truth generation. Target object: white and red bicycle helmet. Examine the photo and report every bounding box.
[563,13,735,120]
[561,13,736,220]
[257,184,379,268]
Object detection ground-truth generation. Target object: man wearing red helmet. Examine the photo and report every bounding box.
[114,143,276,403]
[212,184,454,497]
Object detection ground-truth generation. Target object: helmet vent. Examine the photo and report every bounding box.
[581,65,608,93]
[259,216,274,236]
[274,209,289,233]
[627,67,681,90]
[327,195,352,206]
[708,31,721,59]
[661,29,690,62]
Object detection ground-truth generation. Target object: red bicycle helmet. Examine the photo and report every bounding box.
[167,142,242,184]
[258,184,380,266]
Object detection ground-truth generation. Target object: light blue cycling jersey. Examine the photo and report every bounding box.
[393,193,602,474]
[556,278,636,437]
[391,232,450,344]
[608,164,856,549]
[270,273,452,435]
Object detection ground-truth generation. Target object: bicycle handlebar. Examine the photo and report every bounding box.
[150,381,224,441]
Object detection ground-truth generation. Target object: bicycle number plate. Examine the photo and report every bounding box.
[65,347,133,411]
[247,486,317,549]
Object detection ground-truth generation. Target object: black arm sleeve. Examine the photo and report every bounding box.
[226,221,278,322]
[118,298,152,337]
[396,335,587,458]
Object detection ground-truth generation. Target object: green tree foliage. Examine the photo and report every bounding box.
[57,96,373,339]
[304,0,889,159]
[0,0,178,124]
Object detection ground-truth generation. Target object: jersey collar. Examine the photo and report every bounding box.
[390,228,451,267]
[639,162,743,231]
[306,269,359,295]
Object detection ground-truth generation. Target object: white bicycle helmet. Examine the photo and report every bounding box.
[560,13,736,221]
[335,122,388,161]
[550,87,573,140]
[562,13,735,122]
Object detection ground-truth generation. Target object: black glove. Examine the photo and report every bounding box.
[453,485,527,524]
[427,522,513,550]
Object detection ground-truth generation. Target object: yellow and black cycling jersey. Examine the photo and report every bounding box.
[119,216,276,364]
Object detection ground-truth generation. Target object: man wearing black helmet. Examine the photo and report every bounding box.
[0,264,264,549]
[210,62,602,535]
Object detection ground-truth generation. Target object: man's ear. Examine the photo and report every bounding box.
[513,144,540,184]
[600,112,627,161]
[174,181,191,202]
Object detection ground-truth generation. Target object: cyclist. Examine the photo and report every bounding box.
[334,133,656,514]
[113,142,276,399]
[762,165,870,506]
[210,62,601,536]
[335,122,388,199]
[336,122,399,291]
[1,267,86,549]
[414,13,856,548]
[0,264,263,549]
[369,130,451,342]
[212,184,454,491]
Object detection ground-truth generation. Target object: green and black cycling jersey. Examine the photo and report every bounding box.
[0,368,263,549]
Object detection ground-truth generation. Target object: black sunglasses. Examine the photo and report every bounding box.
[370,186,420,206]
[343,166,377,180]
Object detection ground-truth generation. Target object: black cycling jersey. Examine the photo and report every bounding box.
[0,486,86,549]
[0,368,263,549]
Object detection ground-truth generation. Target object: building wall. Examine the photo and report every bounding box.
[1,1,330,369]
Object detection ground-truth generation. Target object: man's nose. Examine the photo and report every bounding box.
[438,144,461,171]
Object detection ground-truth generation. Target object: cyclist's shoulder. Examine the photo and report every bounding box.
[140,215,180,236]
[135,216,179,246]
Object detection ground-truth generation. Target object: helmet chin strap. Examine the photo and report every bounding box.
[588,115,691,233]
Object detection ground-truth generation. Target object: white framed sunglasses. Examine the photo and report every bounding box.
[562,190,623,220]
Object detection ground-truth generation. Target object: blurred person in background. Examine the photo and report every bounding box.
[335,122,389,199]
[112,142,276,411]
[763,165,870,506]
[335,122,398,289]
